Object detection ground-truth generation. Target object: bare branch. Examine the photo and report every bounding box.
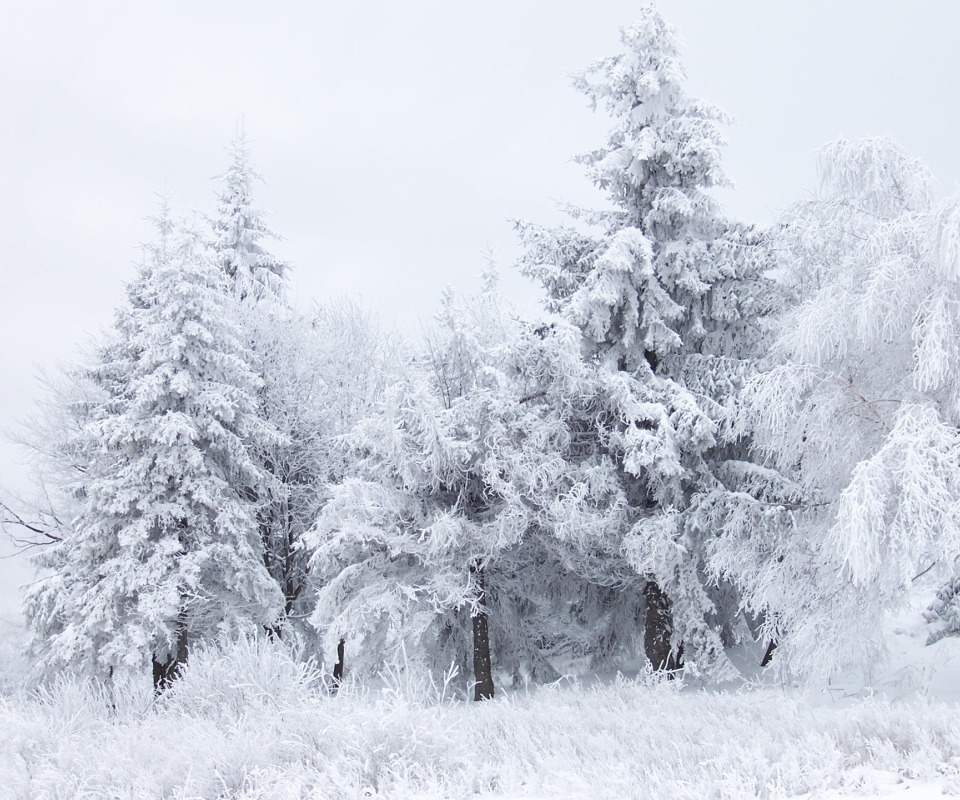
[0,498,65,551]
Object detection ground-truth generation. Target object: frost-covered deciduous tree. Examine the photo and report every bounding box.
[238,296,397,638]
[1,360,107,551]
[308,268,731,693]
[24,207,283,687]
[308,282,547,700]
[308,281,568,695]
[716,138,960,676]
[516,7,774,676]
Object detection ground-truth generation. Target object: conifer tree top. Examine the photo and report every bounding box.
[574,8,730,226]
[213,130,289,298]
[519,6,768,373]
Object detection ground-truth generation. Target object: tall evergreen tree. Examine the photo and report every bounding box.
[517,8,776,676]
[24,206,283,686]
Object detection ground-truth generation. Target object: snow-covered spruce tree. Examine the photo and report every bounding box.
[212,131,288,300]
[516,8,775,676]
[23,206,283,688]
[715,138,960,677]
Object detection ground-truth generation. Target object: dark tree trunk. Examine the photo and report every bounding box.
[152,619,188,694]
[332,638,345,687]
[760,639,777,667]
[643,349,659,372]
[644,581,681,672]
[471,564,495,701]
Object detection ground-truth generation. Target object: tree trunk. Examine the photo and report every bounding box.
[152,618,188,694]
[332,638,345,687]
[471,564,495,701]
[760,639,777,667]
[644,581,681,672]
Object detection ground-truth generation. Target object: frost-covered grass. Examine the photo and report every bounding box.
[3,637,960,799]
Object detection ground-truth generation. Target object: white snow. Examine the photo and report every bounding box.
[3,613,960,799]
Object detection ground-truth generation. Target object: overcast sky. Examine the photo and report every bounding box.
[3,0,960,612]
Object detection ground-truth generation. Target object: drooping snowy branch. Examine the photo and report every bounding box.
[719,138,960,675]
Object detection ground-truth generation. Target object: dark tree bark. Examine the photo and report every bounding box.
[643,349,659,373]
[470,564,495,701]
[760,639,777,667]
[643,581,681,672]
[332,638,345,686]
[152,618,188,694]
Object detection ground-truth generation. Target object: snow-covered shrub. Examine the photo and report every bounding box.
[158,635,328,725]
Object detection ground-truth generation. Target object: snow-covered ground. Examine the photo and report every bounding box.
[2,597,960,800]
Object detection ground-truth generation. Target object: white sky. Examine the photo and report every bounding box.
[2,0,960,612]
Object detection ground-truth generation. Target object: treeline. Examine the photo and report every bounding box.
[7,7,960,697]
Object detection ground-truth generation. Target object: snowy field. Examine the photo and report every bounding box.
[3,601,960,800]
